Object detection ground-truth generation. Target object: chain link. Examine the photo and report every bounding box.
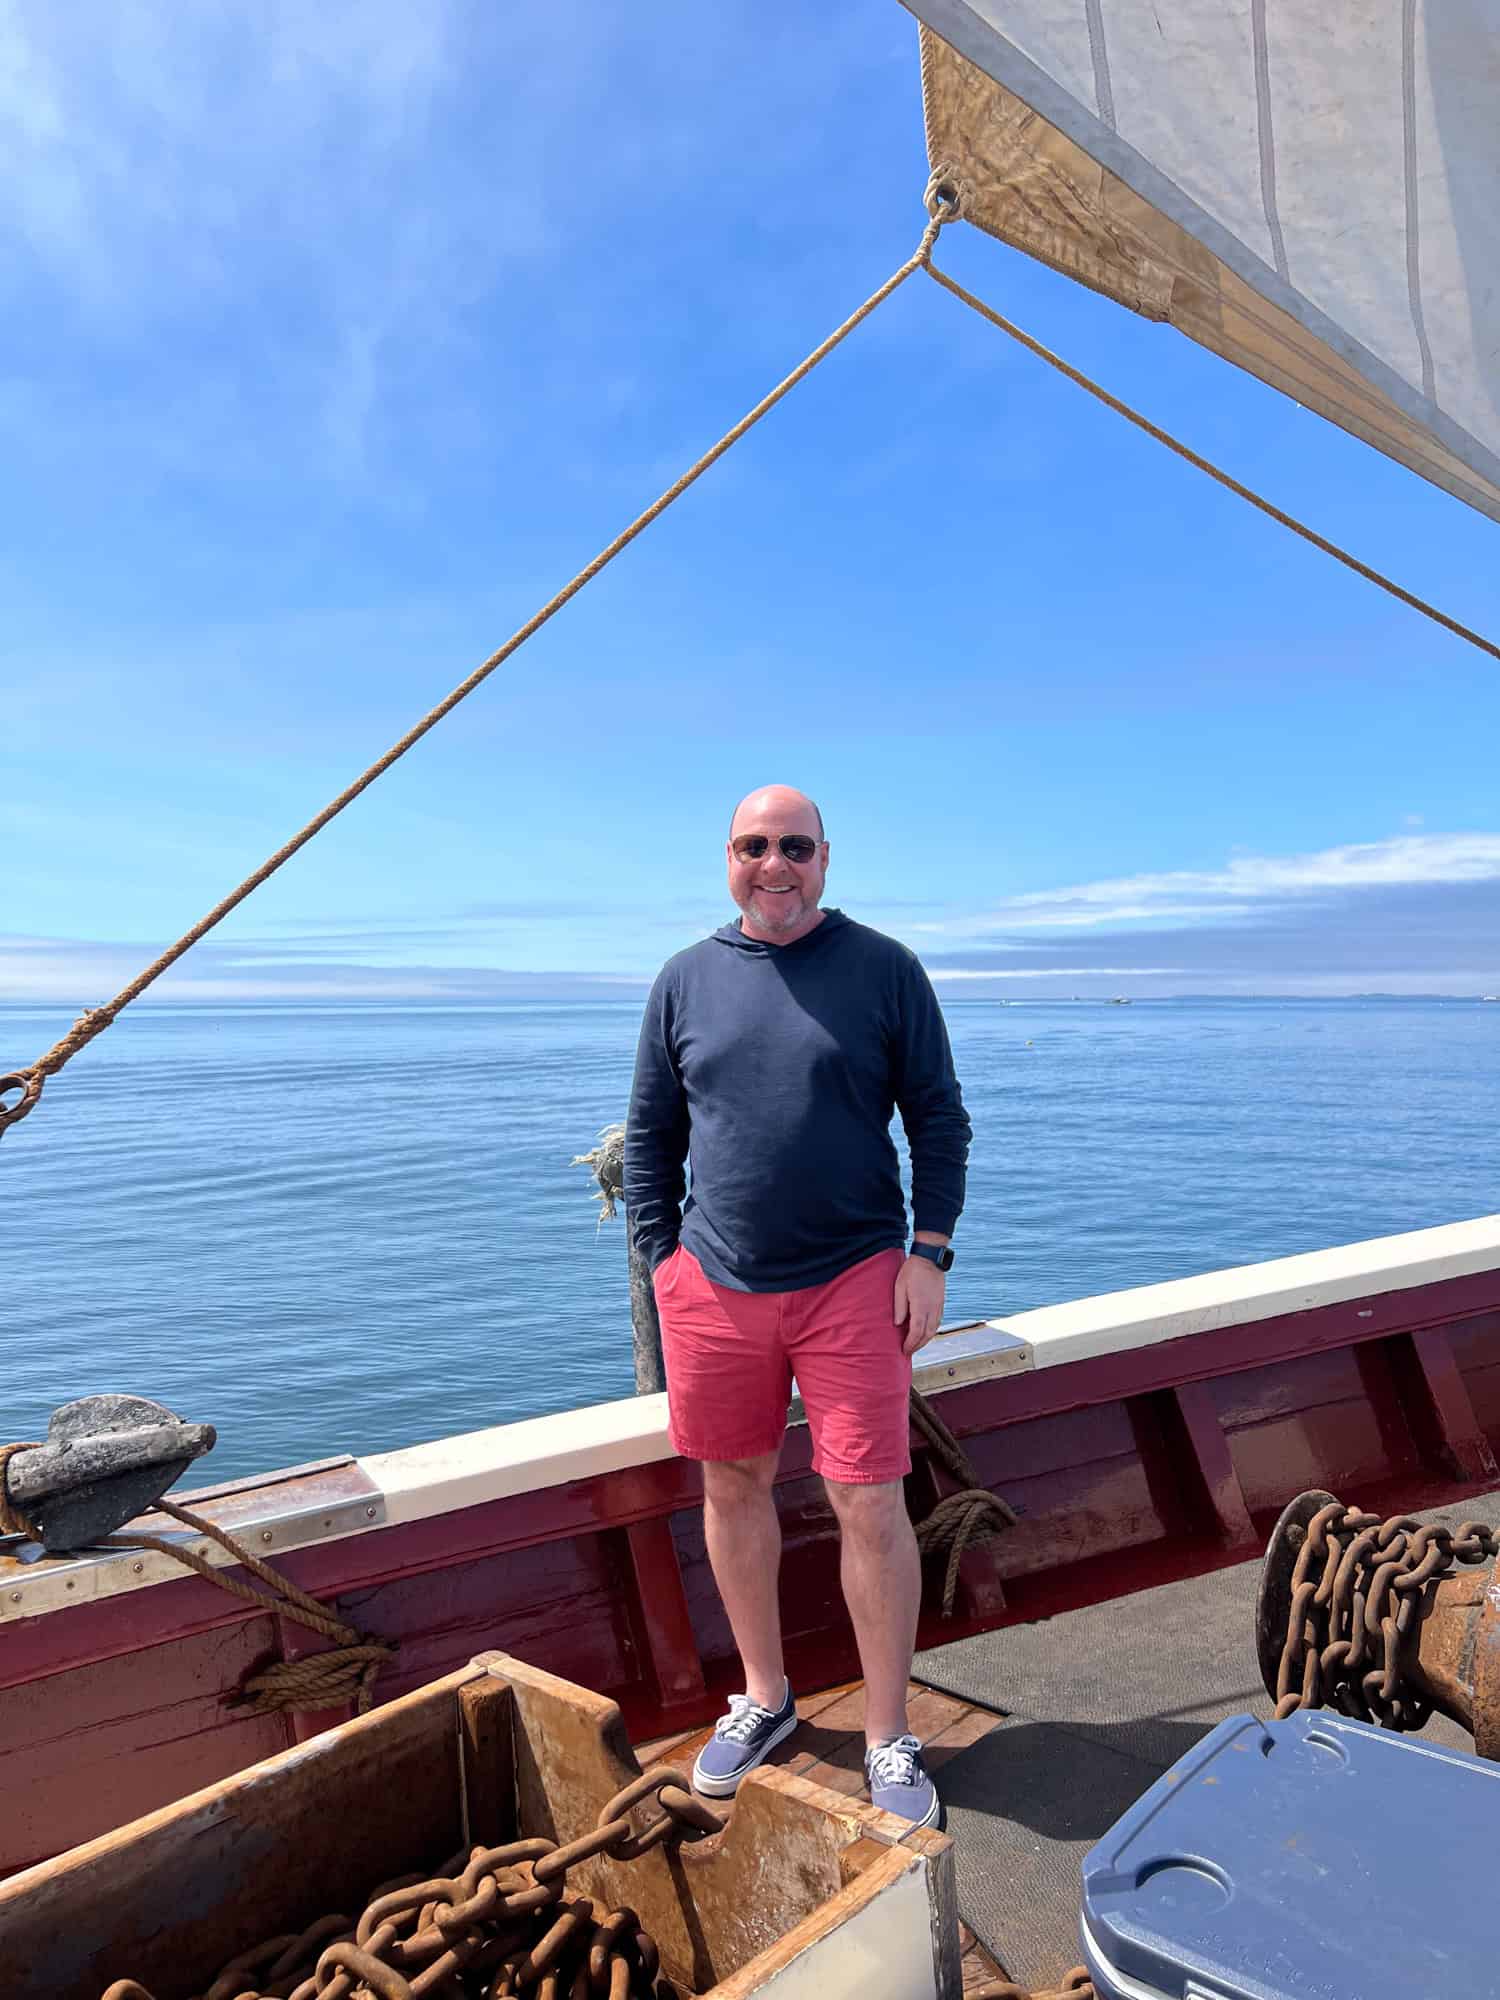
[1273,1501,1498,1726]
[968,1968,1094,2000]
[99,1772,722,2000]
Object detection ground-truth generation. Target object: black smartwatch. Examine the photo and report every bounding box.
[909,1241,955,1271]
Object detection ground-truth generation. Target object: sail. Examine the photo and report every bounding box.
[908,3,1500,522]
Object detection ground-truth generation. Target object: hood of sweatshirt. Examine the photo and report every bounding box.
[713,907,851,956]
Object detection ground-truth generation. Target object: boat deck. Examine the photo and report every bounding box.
[639,1679,1012,1995]
[640,1485,1500,1993]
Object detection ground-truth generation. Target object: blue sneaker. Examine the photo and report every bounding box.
[691,1681,798,1797]
[864,1734,944,1830]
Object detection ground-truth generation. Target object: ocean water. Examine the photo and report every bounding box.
[3,997,1496,1482]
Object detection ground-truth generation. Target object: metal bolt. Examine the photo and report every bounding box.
[323,1517,334,1529]
[365,1505,377,1519]
[132,1562,144,1575]
[65,1579,75,1589]
[8,1591,20,1603]
[261,1530,274,1544]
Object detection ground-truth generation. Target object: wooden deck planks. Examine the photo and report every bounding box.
[636,1676,1008,1804]
[959,1919,1012,1995]
[638,1680,1015,1986]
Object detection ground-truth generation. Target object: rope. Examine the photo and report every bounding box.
[0,1442,42,1538]
[922,256,1500,664]
[572,1122,627,1223]
[2,1453,395,1715]
[908,1383,980,1489]
[908,1387,1018,1617]
[106,1496,397,1714]
[0,186,959,1142]
[4,173,1493,1142]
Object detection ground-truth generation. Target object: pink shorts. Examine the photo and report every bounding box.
[652,1245,911,1484]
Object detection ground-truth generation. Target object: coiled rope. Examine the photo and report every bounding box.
[909,1388,1019,1616]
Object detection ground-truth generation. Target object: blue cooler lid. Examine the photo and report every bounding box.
[1080,1711,1500,2000]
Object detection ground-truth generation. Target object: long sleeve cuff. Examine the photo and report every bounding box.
[912,1203,961,1239]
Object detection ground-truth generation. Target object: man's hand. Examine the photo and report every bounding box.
[894,1254,946,1357]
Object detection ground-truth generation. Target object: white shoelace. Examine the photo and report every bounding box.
[716,1691,784,1744]
[866,1733,924,1788]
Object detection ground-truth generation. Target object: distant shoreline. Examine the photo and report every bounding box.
[3,993,1498,1014]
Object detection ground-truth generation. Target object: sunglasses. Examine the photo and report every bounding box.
[732,833,820,864]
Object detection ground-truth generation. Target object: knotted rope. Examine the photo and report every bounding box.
[0,180,961,1142]
[908,1387,1018,1616]
[0,1447,394,1715]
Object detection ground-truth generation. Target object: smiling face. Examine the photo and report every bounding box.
[727,786,829,945]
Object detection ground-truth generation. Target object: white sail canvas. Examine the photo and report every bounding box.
[909,1,1500,520]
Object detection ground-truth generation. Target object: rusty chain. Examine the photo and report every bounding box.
[968,1970,1093,2000]
[99,1770,720,2000]
[1273,1500,1498,1727]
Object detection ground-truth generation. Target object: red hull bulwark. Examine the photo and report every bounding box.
[3,1217,1498,1877]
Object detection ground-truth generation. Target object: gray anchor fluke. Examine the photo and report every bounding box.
[4,1395,216,1552]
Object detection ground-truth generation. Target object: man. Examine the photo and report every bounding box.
[623,784,970,1829]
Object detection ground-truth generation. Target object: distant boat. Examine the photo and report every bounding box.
[1484,995,1499,1002]
[1110,996,1131,1005]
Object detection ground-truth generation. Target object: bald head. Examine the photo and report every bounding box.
[729,786,824,841]
[726,785,829,945]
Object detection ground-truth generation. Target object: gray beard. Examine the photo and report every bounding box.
[735,889,808,934]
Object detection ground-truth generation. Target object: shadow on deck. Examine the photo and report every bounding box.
[642,1485,1500,1990]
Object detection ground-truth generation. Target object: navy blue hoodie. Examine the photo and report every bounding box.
[623,910,970,1291]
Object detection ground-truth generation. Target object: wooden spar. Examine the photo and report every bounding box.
[2,1214,1499,1879]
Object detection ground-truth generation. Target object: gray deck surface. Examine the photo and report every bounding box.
[913,1489,1500,1989]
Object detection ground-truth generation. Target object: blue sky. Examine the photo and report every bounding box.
[3,0,1498,1007]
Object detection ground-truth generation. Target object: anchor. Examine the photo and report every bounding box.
[2,1396,216,1552]
[1256,1488,1500,1759]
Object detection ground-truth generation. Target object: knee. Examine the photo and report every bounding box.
[824,1478,909,1551]
[704,1453,779,1514]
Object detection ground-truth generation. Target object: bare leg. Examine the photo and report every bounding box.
[702,1451,786,1710]
[824,1478,920,1746]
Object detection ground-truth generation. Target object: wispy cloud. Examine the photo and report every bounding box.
[910,834,1500,938]
[0,2,560,475]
